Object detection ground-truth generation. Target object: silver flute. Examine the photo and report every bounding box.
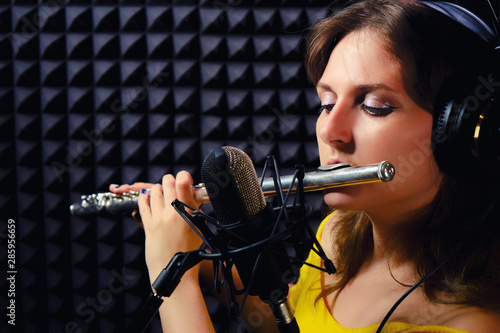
[69,161,395,217]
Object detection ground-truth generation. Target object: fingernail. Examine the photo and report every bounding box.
[141,189,147,195]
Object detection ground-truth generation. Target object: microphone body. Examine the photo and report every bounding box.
[201,146,299,332]
[70,161,395,217]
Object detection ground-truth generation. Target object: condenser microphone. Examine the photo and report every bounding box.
[201,146,300,333]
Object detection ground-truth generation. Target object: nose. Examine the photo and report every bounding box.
[316,100,353,147]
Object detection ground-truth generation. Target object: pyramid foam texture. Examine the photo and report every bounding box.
[1,1,334,332]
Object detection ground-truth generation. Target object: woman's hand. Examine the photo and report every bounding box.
[109,173,203,283]
[109,182,154,227]
[112,172,214,332]
[137,171,203,282]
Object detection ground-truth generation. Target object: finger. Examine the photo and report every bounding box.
[131,210,144,229]
[176,171,197,210]
[162,174,177,206]
[138,189,152,225]
[149,183,165,215]
[109,182,153,194]
[109,183,123,193]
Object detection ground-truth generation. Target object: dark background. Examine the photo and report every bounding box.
[1,0,332,332]
[1,0,498,332]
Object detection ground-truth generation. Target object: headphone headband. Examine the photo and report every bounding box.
[423,1,500,176]
[422,1,499,44]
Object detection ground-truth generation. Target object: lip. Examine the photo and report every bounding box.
[318,162,351,171]
[326,158,346,166]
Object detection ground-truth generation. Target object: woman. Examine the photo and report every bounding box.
[289,0,500,331]
[112,0,500,331]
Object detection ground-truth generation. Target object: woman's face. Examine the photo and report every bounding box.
[316,29,443,223]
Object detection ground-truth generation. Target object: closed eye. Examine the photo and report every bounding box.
[318,104,335,114]
[361,104,397,117]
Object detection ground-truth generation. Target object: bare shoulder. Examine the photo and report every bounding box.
[441,307,500,332]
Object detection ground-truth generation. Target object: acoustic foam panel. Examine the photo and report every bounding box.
[2,1,334,332]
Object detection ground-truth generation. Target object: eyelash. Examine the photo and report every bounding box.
[317,103,397,117]
[361,104,397,117]
[318,104,335,114]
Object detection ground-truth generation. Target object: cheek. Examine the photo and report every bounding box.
[316,118,328,163]
[352,123,401,163]
[385,121,440,184]
[317,138,328,164]
[355,115,436,171]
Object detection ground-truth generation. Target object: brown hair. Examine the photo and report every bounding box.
[306,0,492,111]
[307,0,500,312]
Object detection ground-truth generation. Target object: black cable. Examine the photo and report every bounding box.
[375,242,463,333]
[376,196,498,332]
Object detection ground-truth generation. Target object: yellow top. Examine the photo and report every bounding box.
[288,214,469,333]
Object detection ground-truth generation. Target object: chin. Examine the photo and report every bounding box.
[322,181,390,211]
[322,186,362,210]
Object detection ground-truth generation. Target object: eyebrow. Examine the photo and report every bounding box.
[316,82,397,93]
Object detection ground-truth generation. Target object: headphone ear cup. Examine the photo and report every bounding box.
[432,70,500,177]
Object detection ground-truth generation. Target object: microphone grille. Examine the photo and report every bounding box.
[201,146,266,225]
[222,146,266,216]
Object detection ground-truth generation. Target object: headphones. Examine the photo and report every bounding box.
[424,1,500,177]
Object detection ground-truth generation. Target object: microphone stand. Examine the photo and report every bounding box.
[126,207,224,333]
[128,158,336,333]
[257,158,301,333]
[126,250,203,333]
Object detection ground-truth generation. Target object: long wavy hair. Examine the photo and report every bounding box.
[306,0,500,311]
